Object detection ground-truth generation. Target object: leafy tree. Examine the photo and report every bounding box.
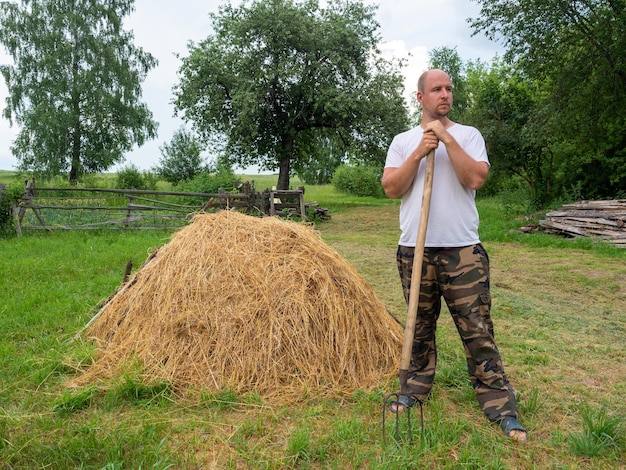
[0,0,158,184]
[157,127,205,186]
[426,48,556,206]
[464,61,554,206]
[173,0,408,190]
[470,0,626,199]
[429,47,469,122]
[292,134,345,185]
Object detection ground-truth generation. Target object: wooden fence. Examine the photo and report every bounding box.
[10,180,315,235]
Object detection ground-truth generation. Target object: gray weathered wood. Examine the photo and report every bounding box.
[536,200,626,246]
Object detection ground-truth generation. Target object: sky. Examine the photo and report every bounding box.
[0,0,504,172]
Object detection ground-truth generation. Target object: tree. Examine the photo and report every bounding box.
[470,0,626,199]
[173,0,408,190]
[464,60,555,206]
[292,135,345,185]
[426,47,557,206]
[157,127,205,186]
[429,47,469,122]
[0,0,158,183]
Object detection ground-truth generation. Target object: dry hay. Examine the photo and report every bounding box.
[76,210,403,399]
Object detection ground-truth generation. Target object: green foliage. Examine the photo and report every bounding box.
[79,173,111,189]
[53,386,97,415]
[157,127,206,186]
[174,0,409,190]
[287,426,312,463]
[110,376,172,407]
[332,164,383,198]
[451,58,555,208]
[569,407,624,457]
[179,168,241,196]
[115,164,157,190]
[141,170,159,191]
[293,137,345,185]
[0,0,158,183]
[0,182,23,236]
[469,0,626,202]
[200,388,240,411]
[519,387,541,419]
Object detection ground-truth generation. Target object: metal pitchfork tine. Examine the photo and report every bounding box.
[382,392,424,445]
[382,149,435,445]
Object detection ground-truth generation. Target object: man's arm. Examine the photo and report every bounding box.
[382,131,439,199]
[424,121,489,190]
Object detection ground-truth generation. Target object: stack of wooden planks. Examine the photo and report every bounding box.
[537,200,626,246]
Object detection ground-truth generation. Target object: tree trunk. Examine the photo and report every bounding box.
[69,41,81,185]
[69,113,81,185]
[277,156,291,190]
[276,136,294,190]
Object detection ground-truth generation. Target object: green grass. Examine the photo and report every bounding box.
[1,177,625,468]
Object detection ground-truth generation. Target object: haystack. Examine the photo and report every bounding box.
[77,210,403,399]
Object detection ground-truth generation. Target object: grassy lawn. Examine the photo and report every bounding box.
[1,177,625,468]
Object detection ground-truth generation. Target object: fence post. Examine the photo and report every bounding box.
[126,193,134,226]
[218,188,227,209]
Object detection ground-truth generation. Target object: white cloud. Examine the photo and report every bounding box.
[379,40,429,109]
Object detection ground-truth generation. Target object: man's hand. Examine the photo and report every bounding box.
[423,121,489,190]
[419,129,440,158]
[423,121,452,146]
[382,129,439,199]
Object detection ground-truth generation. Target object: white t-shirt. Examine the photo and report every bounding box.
[385,123,490,248]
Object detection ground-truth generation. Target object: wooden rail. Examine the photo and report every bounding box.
[10,181,310,235]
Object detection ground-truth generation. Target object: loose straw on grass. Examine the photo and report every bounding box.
[74,211,403,400]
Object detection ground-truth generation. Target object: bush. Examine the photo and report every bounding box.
[0,183,24,236]
[156,128,205,186]
[178,170,242,204]
[116,165,157,190]
[331,165,383,198]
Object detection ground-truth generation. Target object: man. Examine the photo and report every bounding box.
[381,69,527,442]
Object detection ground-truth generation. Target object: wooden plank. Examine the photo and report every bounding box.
[551,216,625,229]
[538,220,587,237]
[538,198,626,246]
[546,210,626,220]
[12,205,22,236]
[561,201,626,211]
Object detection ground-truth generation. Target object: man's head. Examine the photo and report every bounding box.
[417,69,453,122]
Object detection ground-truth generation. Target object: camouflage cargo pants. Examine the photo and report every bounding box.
[396,243,518,422]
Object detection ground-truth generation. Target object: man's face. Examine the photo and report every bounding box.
[417,71,453,120]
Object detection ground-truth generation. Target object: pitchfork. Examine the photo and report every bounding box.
[383,149,435,445]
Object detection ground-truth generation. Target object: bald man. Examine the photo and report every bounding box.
[382,69,527,442]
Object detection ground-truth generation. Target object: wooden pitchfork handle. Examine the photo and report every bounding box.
[399,149,435,393]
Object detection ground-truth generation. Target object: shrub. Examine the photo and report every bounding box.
[0,183,24,236]
[116,165,157,190]
[177,170,242,207]
[331,165,383,198]
[156,127,205,186]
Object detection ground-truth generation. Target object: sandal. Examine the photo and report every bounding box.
[387,394,417,413]
[500,416,528,442]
